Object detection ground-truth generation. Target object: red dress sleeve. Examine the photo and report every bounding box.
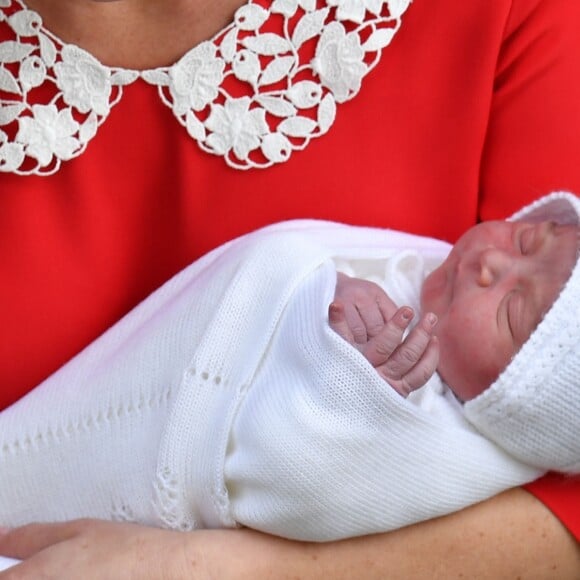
[478,0,580,536]
[524,475,580,540]
[479,0,580,218]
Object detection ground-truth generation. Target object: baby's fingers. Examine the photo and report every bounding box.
[376,313,439,395]
[363,307,414,366]
[328,301,355,344]
[388,335,439,397]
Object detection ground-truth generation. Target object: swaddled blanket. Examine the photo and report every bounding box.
[0,221,540,541]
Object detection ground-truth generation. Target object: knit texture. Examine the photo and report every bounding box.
[0,221,540,541]
[464,192,580,474]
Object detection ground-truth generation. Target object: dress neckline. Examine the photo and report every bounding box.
[16,0,250,74]
[0,0,413,174]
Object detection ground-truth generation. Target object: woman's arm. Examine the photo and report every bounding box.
[206,488,579,580]
[524,474,580,540]
[0,488,577,579]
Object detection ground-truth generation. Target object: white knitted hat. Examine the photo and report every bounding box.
[464,192,580,474]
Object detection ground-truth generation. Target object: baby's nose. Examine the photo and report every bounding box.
[476,248,512,286]
[477,263,494,287]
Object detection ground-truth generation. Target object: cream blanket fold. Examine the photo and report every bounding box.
[0,221,541,541]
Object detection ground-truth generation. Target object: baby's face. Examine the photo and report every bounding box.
[420,220,578,401]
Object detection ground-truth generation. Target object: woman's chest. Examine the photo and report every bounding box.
[19,0,249,69]
[0,0,505,407]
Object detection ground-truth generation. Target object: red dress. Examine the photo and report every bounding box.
[1,0,579,538]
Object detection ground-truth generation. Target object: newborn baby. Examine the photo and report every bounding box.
[0,192,578,542]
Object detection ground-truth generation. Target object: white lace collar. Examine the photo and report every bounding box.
[0,0,411,175]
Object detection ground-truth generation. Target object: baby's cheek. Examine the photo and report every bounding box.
[433,324,494,401]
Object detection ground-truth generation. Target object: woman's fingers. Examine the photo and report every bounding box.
[0,520,192,580]
[0,522,77,560]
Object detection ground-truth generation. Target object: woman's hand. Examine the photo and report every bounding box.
[0,519,201,579]
[1,490,578,579]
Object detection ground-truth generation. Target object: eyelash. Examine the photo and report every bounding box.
[505,291,520,340]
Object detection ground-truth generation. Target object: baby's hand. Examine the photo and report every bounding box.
[329,295,439,397]
[331,273,398,344]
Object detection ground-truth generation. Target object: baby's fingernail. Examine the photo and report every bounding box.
[401,308,413,321]
[426,313,437,326]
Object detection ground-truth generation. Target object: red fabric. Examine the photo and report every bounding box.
[524,475,580,540]
[1,0,579,532]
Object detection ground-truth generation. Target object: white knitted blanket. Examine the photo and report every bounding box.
[0,221,541,541]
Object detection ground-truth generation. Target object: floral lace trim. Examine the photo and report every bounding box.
[0,0,411,175]
[0,0,139,174]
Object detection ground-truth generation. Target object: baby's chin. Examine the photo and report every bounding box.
[437,358,497,402]
[438,375,475,403]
